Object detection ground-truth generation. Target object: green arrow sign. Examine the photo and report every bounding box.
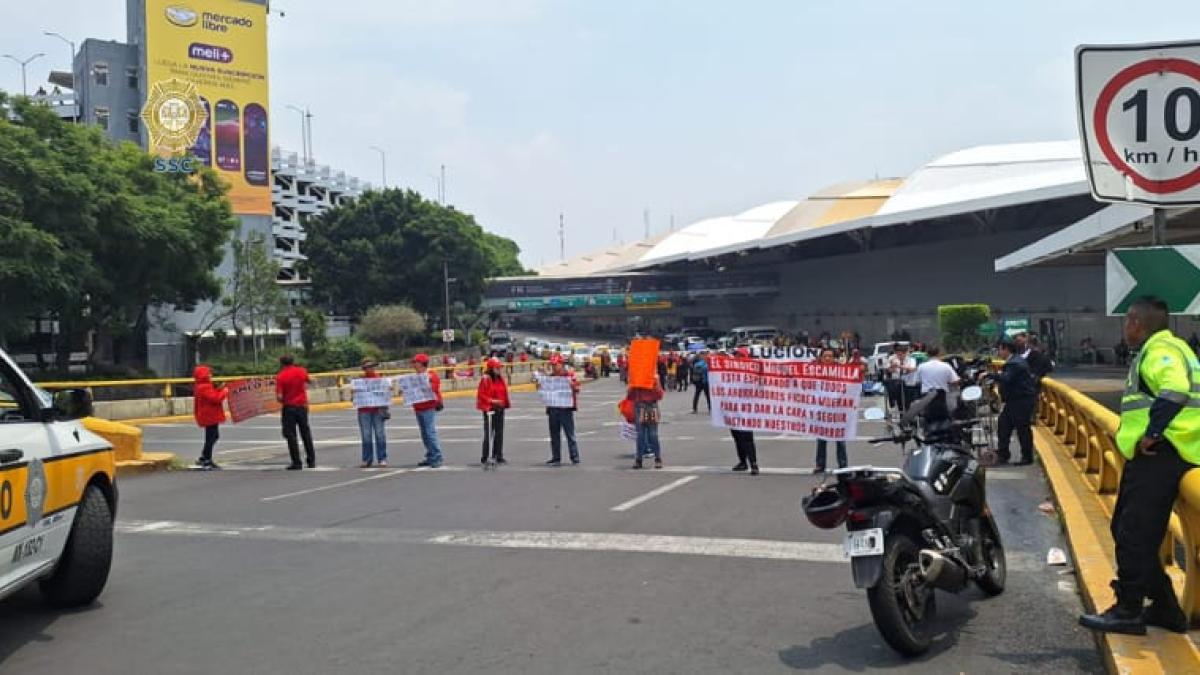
[1107,246,1200,315]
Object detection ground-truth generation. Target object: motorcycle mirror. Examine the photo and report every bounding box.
[863,407,886,421]
[961,385,983,402]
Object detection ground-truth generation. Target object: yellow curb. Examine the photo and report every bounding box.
[116,451,175,476]
[112,382,544,426]
[1034,425,1200,674]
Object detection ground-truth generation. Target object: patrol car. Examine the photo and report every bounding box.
[0,347,116,607]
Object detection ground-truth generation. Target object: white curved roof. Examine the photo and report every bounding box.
[633,200,798,267]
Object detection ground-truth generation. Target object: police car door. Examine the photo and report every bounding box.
[0,355,50,589]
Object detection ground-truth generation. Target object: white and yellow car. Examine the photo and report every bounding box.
[0,347,116,607]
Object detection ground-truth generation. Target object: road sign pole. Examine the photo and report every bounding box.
[1152,207,1167,246]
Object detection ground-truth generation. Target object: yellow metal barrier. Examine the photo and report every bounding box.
[35,360,553,400]
[1038,377,1200,622]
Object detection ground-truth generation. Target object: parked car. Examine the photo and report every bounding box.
[868,341,910,379]
[727,325,779,346]
[487,330,513,356]
[0,347,117,607]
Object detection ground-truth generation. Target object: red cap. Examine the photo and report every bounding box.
[486,357,502,370]
[412,353,430,365]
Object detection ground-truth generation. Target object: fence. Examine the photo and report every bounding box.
[1038,377,1200,621]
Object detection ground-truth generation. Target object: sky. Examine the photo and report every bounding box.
[4,0,1200,268]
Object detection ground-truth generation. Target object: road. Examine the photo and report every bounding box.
[0,377,1101,674]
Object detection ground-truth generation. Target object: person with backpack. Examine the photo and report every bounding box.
[476,358,511,465]
[192,365,228,470]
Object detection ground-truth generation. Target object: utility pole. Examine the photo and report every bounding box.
[559,213,565,261]
[43,32,75,121]
[643,207,650,238]
[440,164,446,204]
[305,109,314,162]
[286,104,309,163]
[3,53,45,96]
[1152,208,1167,245]
[369,145,387,187]
[443,260,452,353]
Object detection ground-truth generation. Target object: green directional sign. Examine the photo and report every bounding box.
[978,322,998,337]
[1107,246,1200,315]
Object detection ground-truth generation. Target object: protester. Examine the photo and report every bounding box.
[411,353,445,468]
[476,357,510,465]
[994,339,1037,466]
[731,430,759,475]
[691,352,711,414]
[543,355,581,465]
[618,351,629,383]
[885,343,918,412]
[356,358,390,468]
[628,374,665,469]
[192,365,228,470]
[275,354,316,470]
[666,356,678,391]
[814,348,848,472]
[678,354,691,392]
[1080,297,1200,636]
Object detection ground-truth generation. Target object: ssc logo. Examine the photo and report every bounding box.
[140,78,207,155]
[25,459,45,527]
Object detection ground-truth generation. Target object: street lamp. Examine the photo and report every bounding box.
[43,32,76,121]
[2,52,46,96]
[285,104,311,164]
[369,145,387,188]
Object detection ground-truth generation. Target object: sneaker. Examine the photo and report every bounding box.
[378,460,388,468]
[481,457,490,465]
[207,461,222,470]
[750,465,759,476]
[286,463,303,471]
[306,461,316,469]
[570,458,580,465]
[417,460,432,467]
[546,459,561,466]
[813,466,826,474]
[732,463,748,472]
[427,462,442,469]
[195,458,210,469]
[654,458,663,469]
[496,458,508,465]
[633,459,643,469]
[360,462,374,469]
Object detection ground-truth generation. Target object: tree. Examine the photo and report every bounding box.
[300,189,528,319]
[357,304,426,353]
[938,304,992,352]
[0,91,236,369]
[296,306,327,354]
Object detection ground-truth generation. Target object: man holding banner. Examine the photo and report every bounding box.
[408,354,445,468]
[353,359,391,468]
[539,355,581,465]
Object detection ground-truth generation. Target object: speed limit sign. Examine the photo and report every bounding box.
[1078,41,1200,205]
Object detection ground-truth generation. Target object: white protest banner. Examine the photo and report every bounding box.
[351,377,394,409]
[536,374,575,408]
[708,356,863,440]
[395,373,435,406]
[746,345,819,360]
[620,420,637,442]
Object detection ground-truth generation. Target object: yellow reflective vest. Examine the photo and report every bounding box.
[1116,329,1200,463]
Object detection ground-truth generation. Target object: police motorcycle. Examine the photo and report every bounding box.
[802,385,1006,656]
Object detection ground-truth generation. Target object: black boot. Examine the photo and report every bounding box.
[732,462,748,472]
[1079,583,1147,635]
[1145,592,1189,633]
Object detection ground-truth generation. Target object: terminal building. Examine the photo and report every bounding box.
[486,141,1200,363]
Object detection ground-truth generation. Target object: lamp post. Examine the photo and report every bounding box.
[285,104,310,163]
[2,53,45,96]
[369,145,387,188]
[42,32,75,121]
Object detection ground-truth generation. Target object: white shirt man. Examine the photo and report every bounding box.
[918,356,960,394]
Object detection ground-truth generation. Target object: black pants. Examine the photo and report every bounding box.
[997,399,1035,462]
[731,430,757,465]
[692,382,711,412]
[201,425,219,462]
[282,405,316,466]
[1112,441,1193,605]
[481,409,505,461]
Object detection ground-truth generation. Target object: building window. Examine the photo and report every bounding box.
[126,111,138,135]
[94,106,109,130]
[126,67,138,90]
[92,63,108,86]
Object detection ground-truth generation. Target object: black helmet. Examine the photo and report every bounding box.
[802,485,850,530]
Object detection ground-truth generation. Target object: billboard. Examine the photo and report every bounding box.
[143,0,270,215]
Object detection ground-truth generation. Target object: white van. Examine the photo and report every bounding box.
[0,347,116,607]
[727,325,780,346]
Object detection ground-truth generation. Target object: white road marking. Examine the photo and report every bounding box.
[114,518,1045,570]
[259,467,461,502]
[611,475,699,512]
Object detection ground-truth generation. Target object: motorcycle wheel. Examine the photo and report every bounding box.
[867,533,936,656]
[975,525,1007,596]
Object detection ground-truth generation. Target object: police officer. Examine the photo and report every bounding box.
[994,339,1038,465]
[1080,296,1200,635]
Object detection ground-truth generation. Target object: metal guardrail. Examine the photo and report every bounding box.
[35,361,552,401]
[1038,377,1200,621]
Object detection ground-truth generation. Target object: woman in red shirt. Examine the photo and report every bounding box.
[626,374,665,469]
[476,358,511,465]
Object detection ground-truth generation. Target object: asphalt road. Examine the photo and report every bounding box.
[0,377,1101,674]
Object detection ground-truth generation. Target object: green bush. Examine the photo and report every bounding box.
[322,336,382,370]
[938,304,991,352]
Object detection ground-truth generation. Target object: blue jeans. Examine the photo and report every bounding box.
[635,402,662,460]
[415,409,443,464]
[547,408,579,462]
[815,439,847,470]
[357,410,388,463]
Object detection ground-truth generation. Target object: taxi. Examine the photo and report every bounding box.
[0,347,116,607]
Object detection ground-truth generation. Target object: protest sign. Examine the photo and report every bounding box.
[746,345,819,360]
[620,420,638,442]
[708,356,863,440]
[627,338,660,389]
[351,377,394,409]
[227,377,281,423]
[536,374,575,408]
[396,373,436,406]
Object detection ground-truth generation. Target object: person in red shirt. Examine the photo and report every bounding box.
[275,354,316,470]
[476,358,511,465]
[540,355,582,465]
[411,354,445,467]
[192,365,228,470]
[357,358,389,468]
[627,374,665,469]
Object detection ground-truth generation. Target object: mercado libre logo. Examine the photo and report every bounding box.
[140,78,207,154]
[164,5,199,27]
